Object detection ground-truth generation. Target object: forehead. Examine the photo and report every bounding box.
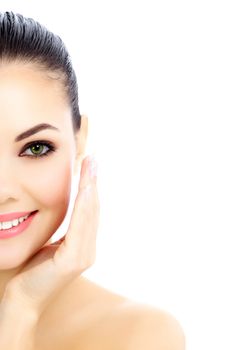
[0,62,64,99]
[0,62,70,126]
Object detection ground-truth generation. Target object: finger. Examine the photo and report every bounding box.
[53,155,100,273]
[66,155,99,261]
[79,154,98,189]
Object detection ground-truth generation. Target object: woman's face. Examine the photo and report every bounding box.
[0,62,77,270]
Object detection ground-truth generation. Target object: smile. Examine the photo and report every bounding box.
[0,213,31,230]
[0,211,38,239]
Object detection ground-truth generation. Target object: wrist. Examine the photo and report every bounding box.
[0,296,38,350]
[0,287,39,322]
[1,281,40,317]
[0,298,38,323]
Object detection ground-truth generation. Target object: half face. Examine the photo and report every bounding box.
[0,62,77,269]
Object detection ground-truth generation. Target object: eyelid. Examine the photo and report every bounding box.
[20,139,55,151]
[19,140,56,157]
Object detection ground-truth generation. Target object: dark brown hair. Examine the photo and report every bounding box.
[0,10,81,133]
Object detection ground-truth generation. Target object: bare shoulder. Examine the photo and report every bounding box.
[118,302,186,350]
[36,277,185,350]
[67,278,185,350]
[76,297,186,350]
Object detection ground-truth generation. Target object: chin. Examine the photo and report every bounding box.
[0,245,37,271]
[0,259,23,270]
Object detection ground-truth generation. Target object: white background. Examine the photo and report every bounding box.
[1,1,225,349]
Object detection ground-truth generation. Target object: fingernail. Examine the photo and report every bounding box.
[89,155,98,178]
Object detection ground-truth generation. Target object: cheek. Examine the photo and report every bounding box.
[42,166,71,207]
[25,159,73,209]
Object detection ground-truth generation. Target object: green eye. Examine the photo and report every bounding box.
[20,141,56,159]
[30,144,44,155]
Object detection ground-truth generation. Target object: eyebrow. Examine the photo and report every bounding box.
[14,123,59,142]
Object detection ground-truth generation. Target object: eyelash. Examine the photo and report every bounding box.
[20,140,56,159]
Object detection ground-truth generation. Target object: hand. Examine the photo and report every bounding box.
[3,155,100,316]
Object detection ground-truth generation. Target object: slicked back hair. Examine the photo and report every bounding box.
[0,11,81,133]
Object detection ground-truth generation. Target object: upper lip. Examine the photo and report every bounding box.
[0,211,36,222]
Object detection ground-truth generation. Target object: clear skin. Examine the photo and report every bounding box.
[0,62,98,312]
[0,62,185,350]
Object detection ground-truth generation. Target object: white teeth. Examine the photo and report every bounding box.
[1,221,12,229]
[0,214,29,230]
[12,218,19,226]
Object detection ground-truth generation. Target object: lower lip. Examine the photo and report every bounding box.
[0,211,38,239]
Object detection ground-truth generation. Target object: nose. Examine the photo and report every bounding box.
[0,159,20,204]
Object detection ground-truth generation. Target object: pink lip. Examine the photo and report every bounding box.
[0,211,38,239]
[0,211,34,222]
